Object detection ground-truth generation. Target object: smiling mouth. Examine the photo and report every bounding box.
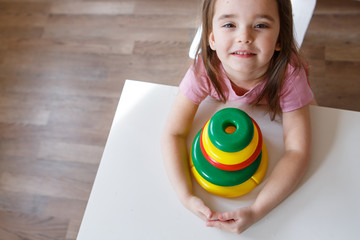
[232,51,256,56]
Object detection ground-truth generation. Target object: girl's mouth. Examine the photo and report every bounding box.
[232,51,256,56]
[231,51,256,58]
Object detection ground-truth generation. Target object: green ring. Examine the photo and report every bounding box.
[191,130,261,187]
[208,108,254,152]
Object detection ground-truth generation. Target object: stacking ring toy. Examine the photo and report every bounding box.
[189,108,268,197]
[200,118,263,171]
[208,108,254,152]
[192,130,262,186]
[202,120,259,165]
[190,144,268,198]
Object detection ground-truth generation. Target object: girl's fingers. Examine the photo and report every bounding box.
[187,196,213,220]
[206,219,234,232]
[199,205,212,219]
[209,212,221,221]
[218,211,236,221]
[206,207,255,234]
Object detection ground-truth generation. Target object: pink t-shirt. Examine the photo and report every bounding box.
[179,59,314,112]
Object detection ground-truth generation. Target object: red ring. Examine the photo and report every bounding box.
[199,118,263,171]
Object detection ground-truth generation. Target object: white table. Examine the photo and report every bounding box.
[77,80,360,240]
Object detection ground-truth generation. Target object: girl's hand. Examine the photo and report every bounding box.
[206,206,256,234]
[183,195,214,221]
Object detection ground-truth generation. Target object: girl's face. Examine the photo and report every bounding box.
[209,0,281,84]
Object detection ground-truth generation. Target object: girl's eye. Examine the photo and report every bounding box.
[222,23,235,28]
[254,23,269,29]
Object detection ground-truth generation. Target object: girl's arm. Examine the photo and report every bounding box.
[207,105,311,234]
[161,92,213,221]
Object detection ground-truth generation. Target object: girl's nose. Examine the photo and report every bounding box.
[236,28,253,44]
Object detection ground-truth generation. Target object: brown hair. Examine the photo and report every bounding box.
[195,0,307,120]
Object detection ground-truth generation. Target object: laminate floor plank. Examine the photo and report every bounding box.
[50,1,135,15]
[1,38,134,55]
[0,77,124,99]
[0,50,110,82]
[0,209,68,240]
[0,91,119,112]
[325,45,360,62]
[0,26,44,39]
[0,140,40,158]
[0,13,48,27]
[0,107,50,125]
[315,0,360,14]
[0,2,51,14]
[0,123,109,147]
[43,25,194,42]
[134,0,201,16]
[0,190,48,217]
[47,14,198,29]
[0,171,91,201]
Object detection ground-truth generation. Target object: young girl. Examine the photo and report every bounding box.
[162,0,315,234]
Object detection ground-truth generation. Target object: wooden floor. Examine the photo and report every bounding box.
[0,0,359,239]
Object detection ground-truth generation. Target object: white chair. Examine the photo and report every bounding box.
[189,0,317,59]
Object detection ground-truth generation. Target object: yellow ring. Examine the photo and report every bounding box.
[190,144,268,198]
[202,120,259,165]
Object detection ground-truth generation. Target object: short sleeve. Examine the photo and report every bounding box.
[280,66,314,112]
[179,62,210,105]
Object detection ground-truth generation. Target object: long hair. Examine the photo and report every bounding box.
[195,0,307,120]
